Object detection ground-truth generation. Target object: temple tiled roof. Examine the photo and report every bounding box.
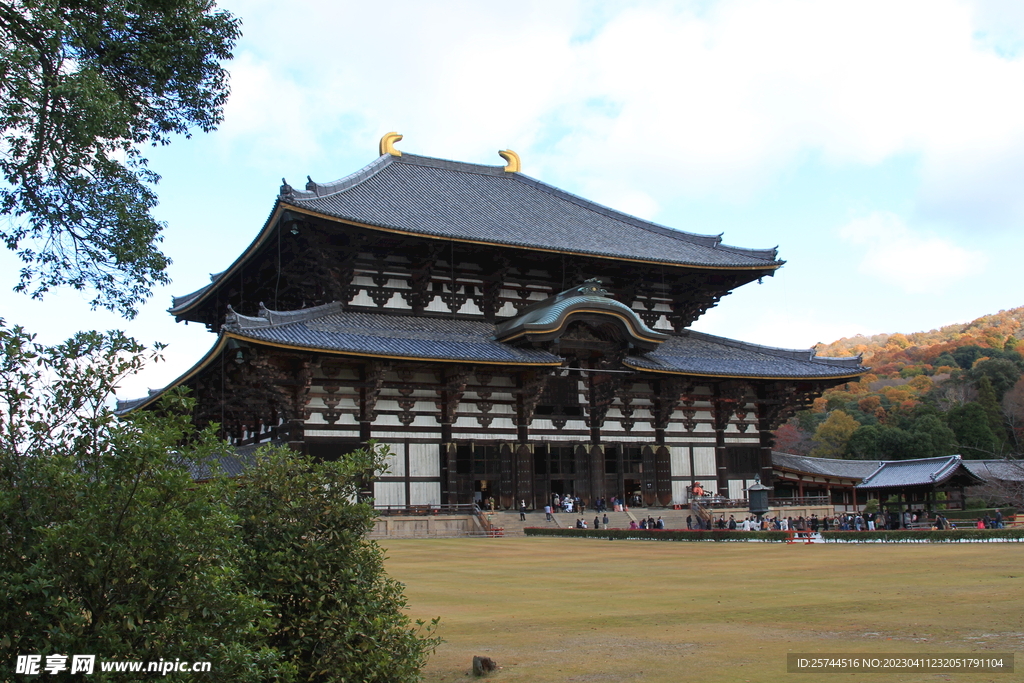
[961,459,1024,483]
[222,302,563,365]
[625,330,865,379]
[856,455,984,489]
[170,152,784,317]
[119,305,865,415]
[281,153,782,269]
[772,452,882,480]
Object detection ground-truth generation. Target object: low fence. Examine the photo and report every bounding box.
[373,503,476,516]
[523,527,1024,543]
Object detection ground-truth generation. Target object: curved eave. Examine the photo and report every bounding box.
[496,307,668,346]
[169,202,290,319]
[116,335,233,415]
[283,203,784,272]
[772,467,862,484]
[621,359,869,381]
[118,329,564,416]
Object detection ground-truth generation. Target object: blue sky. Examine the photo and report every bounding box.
[3,0,1024,400]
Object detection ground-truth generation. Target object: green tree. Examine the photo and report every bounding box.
[232,444,441,682]
[952,345,989,369]
[946,402,1000,458]
[846,423,881,459]
[0,323,284,681]
[970,358,1023,401]
[1,323,440,681]
[810,410,859,458]
[909,414,958,458]
[0,0,240,316]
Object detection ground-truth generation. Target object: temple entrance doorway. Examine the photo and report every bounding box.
[475,480,496,510]
[623,477,643,508]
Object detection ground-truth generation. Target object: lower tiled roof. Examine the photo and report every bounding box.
[224,302,562,365]
[625,330,865,379]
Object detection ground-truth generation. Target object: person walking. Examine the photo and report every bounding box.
[519,500,527,521]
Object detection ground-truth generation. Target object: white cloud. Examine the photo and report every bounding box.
[209,0,1024,229]
[837,212,986,292]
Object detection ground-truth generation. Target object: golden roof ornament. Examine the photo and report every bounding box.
[379,131,403,157]
[499,149,520,173]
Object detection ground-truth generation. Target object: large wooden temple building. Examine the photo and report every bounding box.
[120,134,866,509]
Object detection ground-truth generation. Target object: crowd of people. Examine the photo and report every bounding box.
[533,492,1006,532]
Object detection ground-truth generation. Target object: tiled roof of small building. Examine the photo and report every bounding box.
[624,330,865,379]
[772,452,883,480]
[182,444,265,481]
[223,302,563,365]
[961,459,1024,483]
[856,455,984,489]
[281,153,782,269]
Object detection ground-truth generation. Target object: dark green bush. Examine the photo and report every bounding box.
[819,529,1024,543]
[523,528,791,542]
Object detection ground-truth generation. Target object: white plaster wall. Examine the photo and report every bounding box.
[693,447,717,476]
[409,482,441,506]
[671,480,690,505]
[409,443,440,477]
[374,481,405,507]
[379,442,405,477]
[670,446,691,476]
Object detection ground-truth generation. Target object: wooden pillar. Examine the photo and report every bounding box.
[443,443,458,505]
[499,443,515,510]
[575,444,592,503]
[655,446,672,506]
[713,387,730,497]
[590,445,605,507]
[642,445,658,506]
[755,388,774,488]
[515,444,534,509]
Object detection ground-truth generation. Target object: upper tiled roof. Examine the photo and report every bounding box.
[170,151,783,317]
[281,153,782,269]
[223,302,562,365]
[624,330,866,379]
[856,455,984,489]
[772,452,882,480]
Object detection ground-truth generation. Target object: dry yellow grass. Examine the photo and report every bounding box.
[382,537,1024,683]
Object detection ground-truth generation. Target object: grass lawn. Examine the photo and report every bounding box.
[382,537,1023,683]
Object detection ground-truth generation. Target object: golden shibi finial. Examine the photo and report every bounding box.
[379,132,403,157]
[499,149,520,173]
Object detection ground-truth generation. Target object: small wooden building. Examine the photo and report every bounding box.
[119,136,866,509]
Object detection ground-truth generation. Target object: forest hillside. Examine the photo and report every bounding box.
[775,306,1024,462]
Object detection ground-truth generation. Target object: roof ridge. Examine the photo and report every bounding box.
[683,329,816,361]
[283,154,394,201]
[223,301,346,331]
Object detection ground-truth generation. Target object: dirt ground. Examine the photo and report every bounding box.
[381,537,1023,683]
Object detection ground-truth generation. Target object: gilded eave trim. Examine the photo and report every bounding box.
[622,359,869,382]
[222,332,564,367]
